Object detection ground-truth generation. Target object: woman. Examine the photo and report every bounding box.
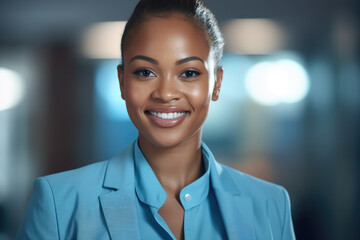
[17,0,296,239]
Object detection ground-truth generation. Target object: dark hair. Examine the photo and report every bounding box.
[120,0,224,70]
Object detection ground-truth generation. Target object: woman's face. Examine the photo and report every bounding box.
[118,13,223,148]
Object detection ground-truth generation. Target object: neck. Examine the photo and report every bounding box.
[138,133,204,196]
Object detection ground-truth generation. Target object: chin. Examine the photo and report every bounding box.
[140,127,202,150]
[146,133,187,149]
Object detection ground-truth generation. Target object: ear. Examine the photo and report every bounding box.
[212,67,223,101]
[117,65,125,100]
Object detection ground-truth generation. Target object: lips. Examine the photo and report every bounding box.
[145,107,189,128]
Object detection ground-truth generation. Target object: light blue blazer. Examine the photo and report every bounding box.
[17,141,296,239]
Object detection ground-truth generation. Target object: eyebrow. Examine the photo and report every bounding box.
[129,55,204,65]
[176,56,204,65]
[129,55,159,65]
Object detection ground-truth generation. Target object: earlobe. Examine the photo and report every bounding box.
[117,65,125,100]
[212,67,223,101]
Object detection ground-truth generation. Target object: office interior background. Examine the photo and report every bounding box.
[0,0,359,239]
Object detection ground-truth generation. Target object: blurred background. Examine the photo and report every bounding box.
[0,0,359,239]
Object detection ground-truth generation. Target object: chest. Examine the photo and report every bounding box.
[135,189,227,240]
[158,197,185,240]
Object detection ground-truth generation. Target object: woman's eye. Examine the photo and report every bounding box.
[133,69,156,77]
[180,70,200,78]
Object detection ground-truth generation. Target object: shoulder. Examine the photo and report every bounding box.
[216,162,289,203]
[215,163,295,238]
[26,161,114,210]
[203,141,289,202]
[42,160,110,191]
[16,161,113,239]
[36,142,135,199]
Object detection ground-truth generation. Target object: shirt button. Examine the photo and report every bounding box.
[184,193,192,202]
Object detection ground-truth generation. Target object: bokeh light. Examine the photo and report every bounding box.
[223,19,286,54]
[0,68,25,111]
[244,59,310,106]
[81,21,127,59]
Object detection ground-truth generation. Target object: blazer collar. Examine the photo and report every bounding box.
[202,142,256,240]
[102,141,136,190]
[99,141,141,240]
[99,141,255,240]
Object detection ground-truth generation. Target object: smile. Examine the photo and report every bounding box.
[148,111,186,120]
[145,109,189,128]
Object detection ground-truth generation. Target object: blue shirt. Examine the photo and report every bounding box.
[134,141,227,240]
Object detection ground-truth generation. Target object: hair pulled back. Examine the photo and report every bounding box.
[120,0,224,70]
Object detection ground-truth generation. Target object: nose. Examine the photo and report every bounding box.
[151,75,180,103]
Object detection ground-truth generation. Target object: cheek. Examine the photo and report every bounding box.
[124,82,147,112]
[187,81,212,109]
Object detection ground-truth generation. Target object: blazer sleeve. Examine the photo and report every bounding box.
[16,177,60,240]
[280,187,296,240]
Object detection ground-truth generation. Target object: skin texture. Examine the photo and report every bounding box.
[118,13,223,240]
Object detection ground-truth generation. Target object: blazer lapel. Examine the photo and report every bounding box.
[203,142,255,240]
[99,142,141,240]
[214,190,255,240]
[99,186,140,240]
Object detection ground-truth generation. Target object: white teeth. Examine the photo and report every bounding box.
[149,111,186,120]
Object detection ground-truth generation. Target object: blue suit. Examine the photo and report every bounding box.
[17,141,295,239]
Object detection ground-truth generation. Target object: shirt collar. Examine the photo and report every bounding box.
[134,140,167,209]
[179,155,210,210]
[133,139,210,210]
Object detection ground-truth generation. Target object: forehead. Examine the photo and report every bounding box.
[123,13,210,62]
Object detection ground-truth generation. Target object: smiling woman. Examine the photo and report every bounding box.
[16,0,295,239]
[118,13,221,150]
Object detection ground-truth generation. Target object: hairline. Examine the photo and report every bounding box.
[120,11,220,71]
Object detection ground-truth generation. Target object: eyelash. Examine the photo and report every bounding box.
[133,69,156,78]
[180,70,200,78]
[132,69,201,79]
